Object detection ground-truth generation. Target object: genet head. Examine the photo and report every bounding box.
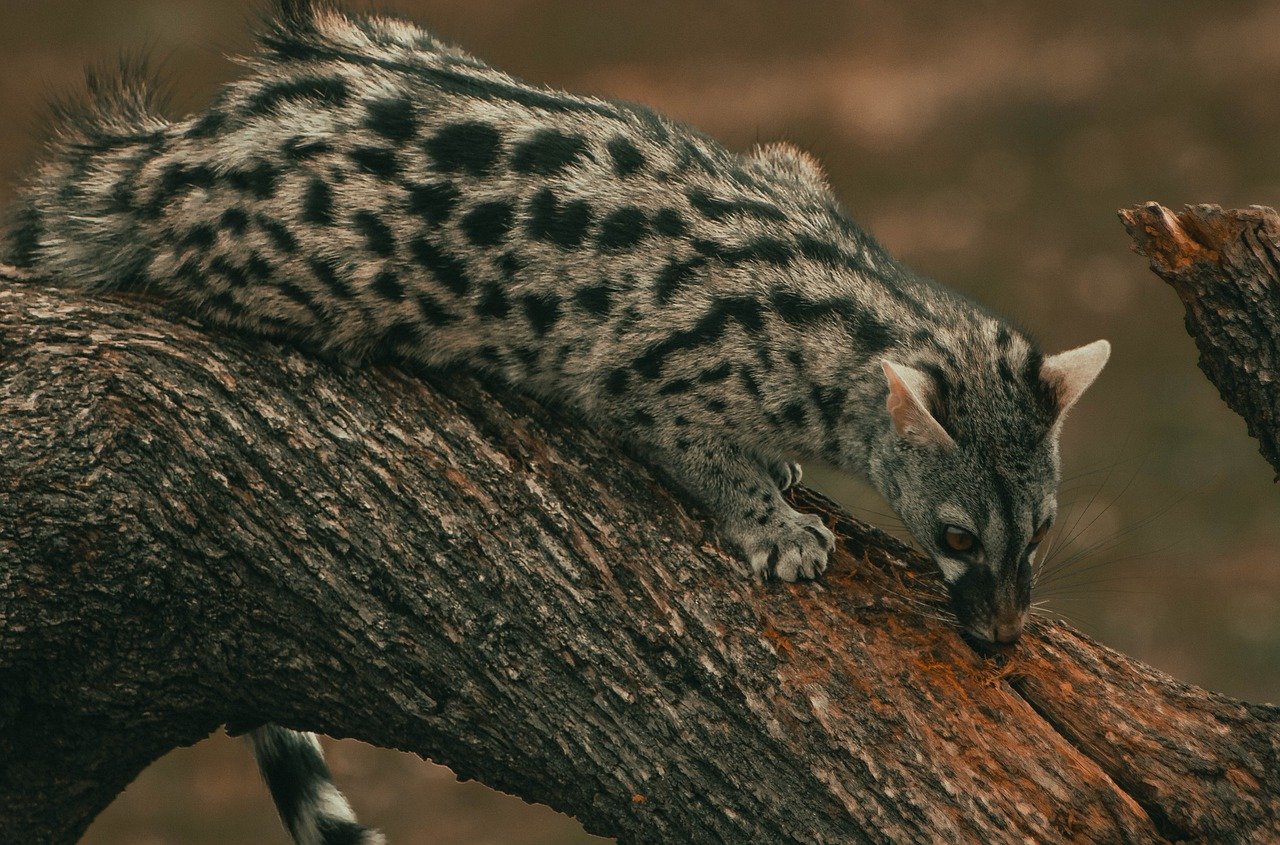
[872,339,1110,645]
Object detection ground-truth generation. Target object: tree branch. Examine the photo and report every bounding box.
[1120,202,1280,479]
[1,276,1277,844]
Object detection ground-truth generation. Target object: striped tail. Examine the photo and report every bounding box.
[248,725,386,845]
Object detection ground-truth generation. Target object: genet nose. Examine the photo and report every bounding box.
[993,615,1025,644]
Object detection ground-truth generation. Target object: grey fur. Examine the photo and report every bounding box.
[6,4,1111,836]
[8,0,1106,669]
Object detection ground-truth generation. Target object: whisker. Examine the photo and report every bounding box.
[1036,542,1178,589]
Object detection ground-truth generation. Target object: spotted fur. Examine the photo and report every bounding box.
[6,2,1108,839]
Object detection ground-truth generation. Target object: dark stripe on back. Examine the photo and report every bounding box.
[633,296,763,378]
[256,34,624,119]
[769,289,895,353]
[243,76,349,115]
[686,187,786,223]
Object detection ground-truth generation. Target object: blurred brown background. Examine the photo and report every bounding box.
[3,1,1278,842]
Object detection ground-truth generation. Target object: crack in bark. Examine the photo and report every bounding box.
[1008,676,1186,844]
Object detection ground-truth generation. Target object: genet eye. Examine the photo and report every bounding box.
[942,525,978,554]
[1029,519,1052,548]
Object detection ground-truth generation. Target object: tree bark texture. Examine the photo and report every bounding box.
[1,274,1278,844]
[1120,202,1280,480]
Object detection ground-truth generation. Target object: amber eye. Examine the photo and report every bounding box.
[942,525,978,554]
[1029,519,1052,548]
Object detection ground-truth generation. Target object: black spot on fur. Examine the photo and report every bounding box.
[278,279,325,319]
[256,214,298,253]
[185,109,226,139]
[651,207,688,237]
[633,297,763,378]
[407,181,460,225]
[770,289,895,353]
[605,367,630,395]
[574,282,612,316]
[597,207,650,251]
[181,224,216,251]
[416,292,459,325]
[224,161,278,199]
[632,410,656,427]
[160,162,216,197]
[309,257,354,299]
[173,258,204,287]
[476,283,510,318]
[658,378,693,395]
[781,401,808,427]
[425,121,502,177]
[686,187,786,223]
[349,146,400,180]
[738,367,763,399]
[499,251,523,280]
[108,176,136,214]
[511,129,588,175]
[521,292,562,335]
[654,256,707,305]
[811,384,847,429]
[281,136,333,160]
[693,237,794,267]
[208,256,247,287]
[527,188,593,249]
[381,320,421,351]
[606,136,646,176]
[409,236,469,296]
[219,207,250,235]
[371,269,406,300]
[676,140,718,174]
[245,251,272,282]
[243,75,349,116]
[354,210,396,257]
[207,291,245,316]
[705,398,728,414]
[740,237,794,265]
[141,164,214,217]
[918,362,956,430]
[461,200,515,247]
[698,361,732,383]
[302,177,334,225]
[365,95,418,143]
[796,235,843,264]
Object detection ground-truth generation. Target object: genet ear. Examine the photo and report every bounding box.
[881,360,956,449]
[1040,339,1110,431]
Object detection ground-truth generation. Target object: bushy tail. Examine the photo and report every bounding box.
[248,725,386,845]
[4,57,171,288]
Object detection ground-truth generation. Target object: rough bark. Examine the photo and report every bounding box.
[1120,202,1280,480]
[1,273,1277,844]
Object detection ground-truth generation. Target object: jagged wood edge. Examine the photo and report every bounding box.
[1120,202,1280,480]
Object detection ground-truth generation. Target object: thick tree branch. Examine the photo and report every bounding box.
[1120,203,1280,479]
[1,277,1277,844]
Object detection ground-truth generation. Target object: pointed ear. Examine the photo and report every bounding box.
[881,360,956,449]
[1040,339,1110,431]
